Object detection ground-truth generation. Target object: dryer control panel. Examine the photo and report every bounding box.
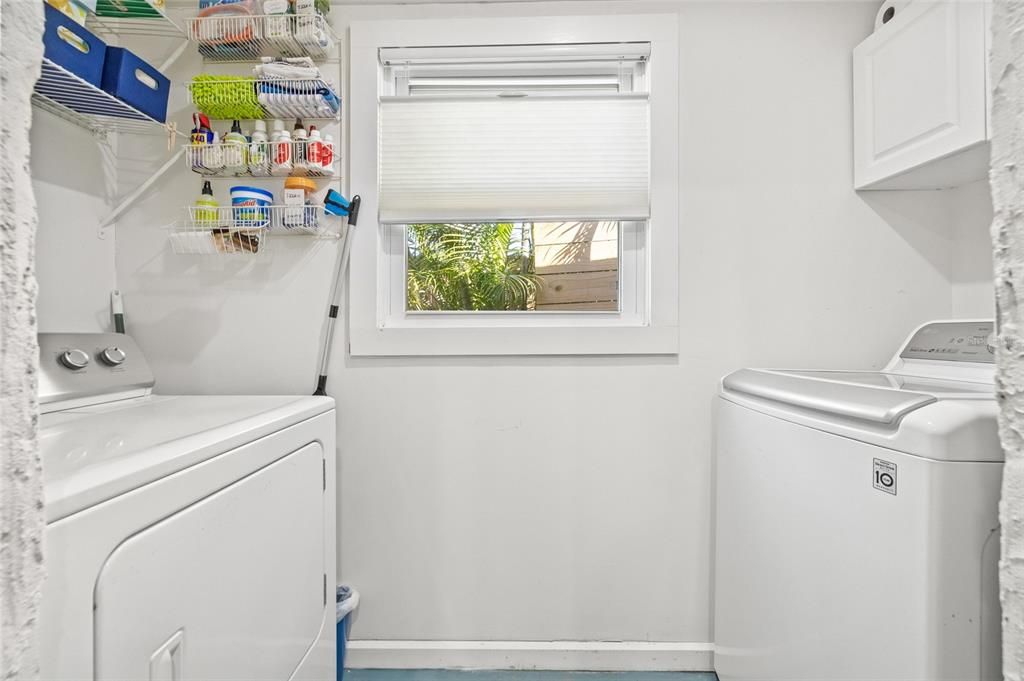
[899,321,995,363]
[39,333,154,410]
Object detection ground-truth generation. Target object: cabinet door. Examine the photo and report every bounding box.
[853,1,988,189]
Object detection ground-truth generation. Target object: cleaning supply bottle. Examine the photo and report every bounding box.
[306,125,322,171]
[292,118,308,172]
[190,112,213,145]
[194,180,219,227]
[189,112,214,172]
[223,120,248,174]
[204,130,225,172]
[248,120,269,176]
[283,176,318,229]
[321,132,334,173]
[271,120,293,176]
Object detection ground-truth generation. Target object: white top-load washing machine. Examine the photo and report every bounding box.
[37,333,337,681]
[714,320,1002,681]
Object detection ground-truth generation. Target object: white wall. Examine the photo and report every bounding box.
[951,180,995,318]
[28,0,998,671]
[31,111,117,332]
[30,20,192,335]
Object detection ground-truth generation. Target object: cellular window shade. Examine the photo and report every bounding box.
[378,94,650,224]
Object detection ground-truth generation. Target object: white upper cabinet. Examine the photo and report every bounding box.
[853,1,990,190]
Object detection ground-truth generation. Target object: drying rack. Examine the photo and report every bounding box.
[187,14,339,63]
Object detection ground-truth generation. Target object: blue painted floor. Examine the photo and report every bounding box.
[344,672,717,681]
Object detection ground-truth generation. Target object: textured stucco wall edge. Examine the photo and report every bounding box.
[0,1,45,678]
[991,2,1024,680]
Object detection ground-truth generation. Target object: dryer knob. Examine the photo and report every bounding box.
[59,349,90,370]
[100,346,127,366]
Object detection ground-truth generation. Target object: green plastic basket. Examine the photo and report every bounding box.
[95,0,165,18]
[190,75,263,120]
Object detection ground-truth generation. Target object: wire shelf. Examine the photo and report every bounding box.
[87,2,185,41]
[168,204,337,255]
[189,76,341,120]
[32,58,180,137]
[185,139,338,177]
[188,14,337,62]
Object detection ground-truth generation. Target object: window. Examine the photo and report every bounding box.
[406,222,621,313]
[349,16,679,355]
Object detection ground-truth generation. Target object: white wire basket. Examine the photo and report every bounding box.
[32,58,180,137]
[188,13,337,62]
[189,77,341,120]
[88,20,184,43]
[168,204,336,255]
[185,139,338,177]
[86,1,185,41]
[169,225,268,255]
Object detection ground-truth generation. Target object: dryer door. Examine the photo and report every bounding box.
[94,442,325,681]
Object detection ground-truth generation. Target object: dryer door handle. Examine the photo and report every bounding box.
[150,629,184,681]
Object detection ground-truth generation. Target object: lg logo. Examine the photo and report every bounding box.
[873,459,897,496]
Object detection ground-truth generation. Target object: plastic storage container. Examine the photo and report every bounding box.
[336,585,359,678]
[43,3,107,87]
[101,47,171,122]
[230,186,273,227]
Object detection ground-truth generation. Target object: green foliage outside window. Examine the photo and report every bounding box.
[406,223,540,311]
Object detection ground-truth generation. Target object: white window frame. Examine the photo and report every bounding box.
[348,15,679,356]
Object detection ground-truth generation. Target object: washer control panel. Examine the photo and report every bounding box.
[899,321,995,364]
[39,333,154,410]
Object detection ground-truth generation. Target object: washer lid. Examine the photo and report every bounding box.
[723,369,938,426]
[40,394,334,522]
[779,370,994,398]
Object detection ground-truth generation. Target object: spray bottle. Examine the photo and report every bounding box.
[194,180,219,227]
[223,120,248,174]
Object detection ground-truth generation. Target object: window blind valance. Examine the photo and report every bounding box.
[378,93,651,224]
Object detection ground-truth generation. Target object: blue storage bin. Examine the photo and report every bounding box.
[101,47,170,123]
[43,3,106,87]
[336,616,348,677]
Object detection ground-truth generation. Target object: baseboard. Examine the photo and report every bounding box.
[345,640,715,672]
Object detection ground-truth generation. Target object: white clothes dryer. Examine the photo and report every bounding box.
[38,333,337,681]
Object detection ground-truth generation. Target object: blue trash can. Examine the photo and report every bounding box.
[336,585,359,678]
